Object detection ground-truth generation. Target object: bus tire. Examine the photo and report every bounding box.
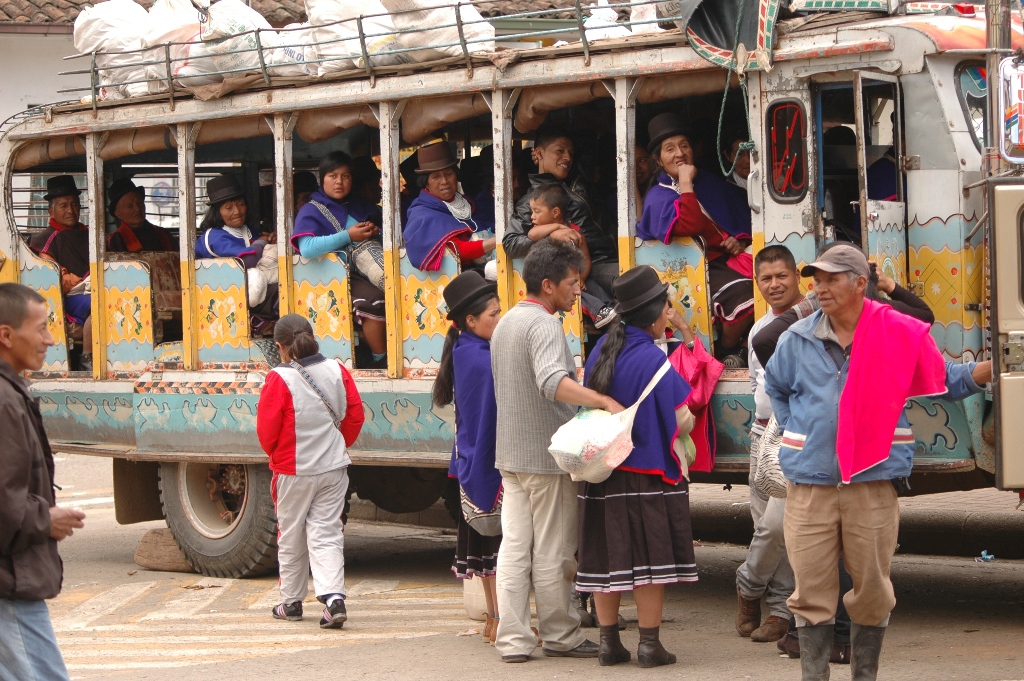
[158,461,278,578]
[348,466,447,515]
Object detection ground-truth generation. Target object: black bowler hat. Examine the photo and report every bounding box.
[43,175,82,201]
[443,271,498,321]
[613,265,669,315]
[415,141,459,175]
[647,112,691,153]
[206,174,246,205]
[108,178,145,215]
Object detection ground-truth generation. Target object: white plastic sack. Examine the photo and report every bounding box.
[265,23,319,77]
[200,0,273,76]
[584,0,630,42]
[630,2,665,34]
[304,0,405,76]
[74,0,152,98]
[549,407,637,484]
[379,0,494,63]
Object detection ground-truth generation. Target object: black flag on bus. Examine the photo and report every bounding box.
[656,0,780,72]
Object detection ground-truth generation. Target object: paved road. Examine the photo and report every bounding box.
[49,454,1024,681]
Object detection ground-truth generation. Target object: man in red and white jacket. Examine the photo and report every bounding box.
[257,314,364,629]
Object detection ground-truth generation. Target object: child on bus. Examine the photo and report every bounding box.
[257,314,364,629]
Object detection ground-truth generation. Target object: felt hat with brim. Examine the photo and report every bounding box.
[206,175,246,205]
[800,243,870,278]
[44,175,82,201]
[108,178,145,215]
[415,142,459,175]
[613,265,669,315]
[647,112,691,154]
[444,271,498,321]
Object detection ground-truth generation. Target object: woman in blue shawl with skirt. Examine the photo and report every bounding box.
[404,141,496,272]
[577,265,697,669]
[637,113,754,366]
[432,271,503,645]
[290,151,388,369]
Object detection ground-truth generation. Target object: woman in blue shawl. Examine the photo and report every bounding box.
[290,151,388,369]
[432,271,502,645]
[577,265,697,669]
[637,113,755,366]
[404,141,496,272]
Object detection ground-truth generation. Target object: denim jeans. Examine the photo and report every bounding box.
[0,599,70,681]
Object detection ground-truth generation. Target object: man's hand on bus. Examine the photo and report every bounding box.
[61,272,81,295]
[972,360,993,386]
[722,236,744,256]
[49,507,86,541]
[262,231,277,245]
[348,221,378,242]
[549,227,582,247]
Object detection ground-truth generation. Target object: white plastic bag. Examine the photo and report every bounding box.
[304,0,405,76]
[200,0,272,77]
[74,0,153,98]
[143,0,209,90]
[548,362,671,484]
[379,0,494,63]
[265,23,319,77]
[630,2,665,34]
[584,0,630,42]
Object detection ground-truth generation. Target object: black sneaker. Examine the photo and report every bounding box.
[593,306,619,329]
[272,601,302,621]
[320,599,347,629]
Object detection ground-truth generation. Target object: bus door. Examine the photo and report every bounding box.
[853,72,908,286]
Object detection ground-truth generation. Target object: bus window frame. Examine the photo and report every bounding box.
[765,97,809,205]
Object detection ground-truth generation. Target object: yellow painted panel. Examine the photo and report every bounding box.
[195,285,249,349]
[105,286,154,345]
[293,281,353,342]
[401,272,455,341]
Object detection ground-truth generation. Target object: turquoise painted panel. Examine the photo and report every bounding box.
[135,392,261,453]
[358,390,455,452]
[710,392,756,458]
[35,390,135,445]
[20,260,70,371]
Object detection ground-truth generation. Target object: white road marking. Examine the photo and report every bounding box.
[57,497,114,508]
[346,578,400,596]
[53,582,158,631]
[139,577,234,621]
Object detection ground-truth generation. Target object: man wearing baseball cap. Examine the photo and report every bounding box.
[763,243,991,680]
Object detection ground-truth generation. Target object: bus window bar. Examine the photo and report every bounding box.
[55,0,682,104]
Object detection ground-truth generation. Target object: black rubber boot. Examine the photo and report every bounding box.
[850,624,885,681]
[798,625,834,680]
[637,626,676,668]
[598,624,631,666]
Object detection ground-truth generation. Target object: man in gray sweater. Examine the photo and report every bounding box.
[491,239,624,663]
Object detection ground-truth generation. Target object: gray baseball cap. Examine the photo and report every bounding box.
[800,243,870,278]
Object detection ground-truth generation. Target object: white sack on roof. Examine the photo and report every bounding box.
[379,0,494,63]
[73,0,152,99]
[143,0,271,90]
[304,0,406,76]
[584,0,630,41]
[630,2,665,34]
[265,23,319,77]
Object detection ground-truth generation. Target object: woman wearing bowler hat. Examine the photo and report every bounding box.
[432,271,503,645]
[195,174,278,324]
[637,113,754,367]
[576,265,697,668]
[404,141,496,272]
[106,178,177,253]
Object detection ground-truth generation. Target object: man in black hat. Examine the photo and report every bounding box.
[106,178,177,253]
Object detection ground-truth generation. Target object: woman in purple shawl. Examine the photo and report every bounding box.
[637,113,755,365]
[432,271,502,645]
[404,141,496,272]
[577,265,696,669]
[291,151,387,369]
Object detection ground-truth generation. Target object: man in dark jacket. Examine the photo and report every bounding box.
[0,283,85,681]
[502,127,620,294]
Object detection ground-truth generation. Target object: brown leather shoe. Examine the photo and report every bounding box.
[736,590,761,637]
[777,630,800,658]
[751,615,790,642]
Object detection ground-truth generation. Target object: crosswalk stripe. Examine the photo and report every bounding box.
[53,582,157,631]
[346,578,400,596]
[139,577,234,621]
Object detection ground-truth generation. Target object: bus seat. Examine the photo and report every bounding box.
[634,236,713,352]
[19,249,70,372]
[194,257,271,368]
[399,244,460,371]
[291,252,355,368]
[509,257,585,368]
[102,259,155,376]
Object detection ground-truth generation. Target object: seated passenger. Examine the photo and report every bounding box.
[404,141,496,272]
[106,178,177,253]
[195,175,279,328]
[722,132,751,190]
[637,113,754,365]
[290,151,388,368]
[470,145,496,235]
[351,156,383,207]
[31,175,93,371]
[294,171,319,212]
[504,126,619,293]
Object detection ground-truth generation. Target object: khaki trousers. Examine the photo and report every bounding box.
[784,480,899,628]
[494,471,585,657]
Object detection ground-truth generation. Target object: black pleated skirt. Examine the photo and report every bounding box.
[451,513,501,579]
[576,469,698,593]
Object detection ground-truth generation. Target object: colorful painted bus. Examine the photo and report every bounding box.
[0,0,1017,576]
